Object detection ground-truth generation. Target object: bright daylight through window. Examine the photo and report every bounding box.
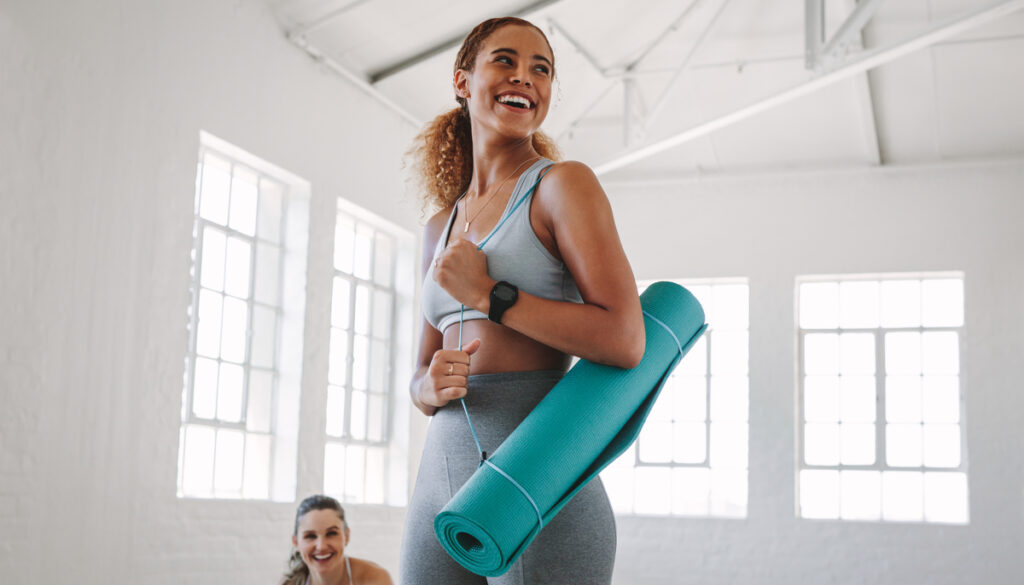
[797,274,968,523]
[601,280,749,517]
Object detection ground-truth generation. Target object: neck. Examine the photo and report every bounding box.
[467,132,540,197]
[307,558,348,585]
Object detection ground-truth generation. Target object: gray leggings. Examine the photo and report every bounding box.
[399,370,617,585]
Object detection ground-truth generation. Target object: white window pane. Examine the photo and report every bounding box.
[839,333,875,375]
[648,384,674,422]
[220,297,248,363]
[922,376,960,424]
[839,375,875,423]
[323,442,346,497]
[886,375,922,423]
[671,467,711,516]
[709,422,747,469]
[365,447,386,504]
[373,233,394,287]
[634,466,672,515]
[367,393,385,443]
[924,472,968,524]
[245,369,272,433]
[345,444,366,502]
[370,340,388,392]
[710,376,747,422]
[200,227,226,291]
[880,280,921,328]
[352,335,369,390]
[840,470,881,521]
[242,433,271,500]
[675,336,706,376]
[886,424,923,467]
[328,328,349,386]
[334,216,356,274]
[800,282,839,329]
[686,285,712,323]
[885,332,921,375]
[804,423,840,466]
[332,277,351,330]
[182,424,215,497]
[804,375,840,423]
[216,362,244,423]
[840,423,875,465]
[253,243,280,305]
[250,305,276,369]
[325,385,346,438]
[354,285,371,335]
[213,429,244,495]
[196,289,223,358]
[709,468,747,518]
[672,422,706,464]
[354,224,374,281]
[921,279,964,327]
[350,390,368,440]
[257,179,283,243]
[224,236,252,299]
[882,471,924,522]
[229,167,258,236]
[639,422,673,463]
[711,284,748,330]
[600,462,635,515]
[923,424,961,468]
[192,357,218,419]
[922,332,959,375]
[839,281,879,329]
[710,330,748,375]
[199,155,231,225]
[673,375,707,422]
[800,469,839,519]
[804,333,839,375]
[373,290,393,339]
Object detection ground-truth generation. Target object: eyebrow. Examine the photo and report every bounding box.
[491,48,552,66]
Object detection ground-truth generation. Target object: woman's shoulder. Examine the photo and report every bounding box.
[535,159,607,209]
[349,556,394,585]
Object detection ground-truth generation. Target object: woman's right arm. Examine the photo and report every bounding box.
[409,208,480,416]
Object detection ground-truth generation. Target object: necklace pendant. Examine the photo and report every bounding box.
[464,220,470,232]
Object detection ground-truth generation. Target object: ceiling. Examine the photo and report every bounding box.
[265,0,1024,181]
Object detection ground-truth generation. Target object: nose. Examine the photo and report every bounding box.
[511,66,532,87]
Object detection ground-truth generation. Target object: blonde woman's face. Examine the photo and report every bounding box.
[456,25,554,139]
[291,509,349,576]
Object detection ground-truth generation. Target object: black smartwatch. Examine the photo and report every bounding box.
[488,281,519,324]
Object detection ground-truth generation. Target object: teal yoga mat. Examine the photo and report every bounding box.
[434,281,707,576]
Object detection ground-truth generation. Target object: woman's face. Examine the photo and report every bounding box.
[457,25,554,140]
[292,509,349,576]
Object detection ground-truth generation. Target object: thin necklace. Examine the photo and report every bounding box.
[463,156,540,233]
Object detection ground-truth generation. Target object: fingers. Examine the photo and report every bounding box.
[462,338,482,355]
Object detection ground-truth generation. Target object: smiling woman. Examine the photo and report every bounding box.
[282,495,393,585]
[400,15,644,585]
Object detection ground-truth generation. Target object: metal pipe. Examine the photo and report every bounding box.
[288,0,375,39]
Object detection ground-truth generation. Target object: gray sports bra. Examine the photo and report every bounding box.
[421,158,582,333]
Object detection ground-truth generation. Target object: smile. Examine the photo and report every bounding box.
[496,93,535,110]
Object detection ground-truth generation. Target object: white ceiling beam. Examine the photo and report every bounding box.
[618,0,703,74]
[595,0,1024,176]
[643,0,734,133]
[547,19,606,76]
[805,0,824,69]
[842,0,882,166]
[288,0,375,39]
[366,0,569,83]
[555,80,621,141]
[288,35,422,127]
[813,0,885,71]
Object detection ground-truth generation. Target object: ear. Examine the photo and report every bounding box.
[344,526,351,545]
[291,534,298,549]
[454,69,471,99]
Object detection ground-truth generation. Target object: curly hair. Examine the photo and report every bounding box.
[281,495,348,585]
[407,17,562,212]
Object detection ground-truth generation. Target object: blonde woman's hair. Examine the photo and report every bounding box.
[407,17,562,212]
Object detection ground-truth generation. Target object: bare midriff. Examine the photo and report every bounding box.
[443,319,571,375]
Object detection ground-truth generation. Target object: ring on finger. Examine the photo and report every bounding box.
[447,363,454,376]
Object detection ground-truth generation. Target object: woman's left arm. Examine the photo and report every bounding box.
[435,161,645,368]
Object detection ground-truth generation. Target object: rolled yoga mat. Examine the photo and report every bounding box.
[434,281,707,576]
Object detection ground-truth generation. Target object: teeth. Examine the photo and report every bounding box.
[314,554,333,560]
[498,95,532,109]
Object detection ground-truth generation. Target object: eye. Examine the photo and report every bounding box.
[303,534,316,540]
[534,64,550,75]
[495,55,513,65]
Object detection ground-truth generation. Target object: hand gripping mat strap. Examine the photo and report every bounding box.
[434,281,707,576]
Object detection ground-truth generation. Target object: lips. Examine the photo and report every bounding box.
[311,552,335,563]
[496,91,536,110]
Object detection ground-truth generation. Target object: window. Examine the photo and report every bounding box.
[601,279,749,517]
[323,199,415,505]
[178,133,309,501]
[797,274,968,523]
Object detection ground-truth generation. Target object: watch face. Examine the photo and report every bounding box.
[495,284,516,302]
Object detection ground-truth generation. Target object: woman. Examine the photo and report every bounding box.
[283,494,393,585]
[401,16,645,585]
